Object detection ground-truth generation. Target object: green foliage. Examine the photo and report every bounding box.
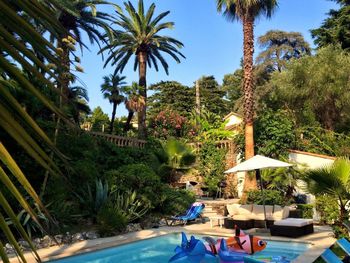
[235,109,295,158]
[257,30,311,72]
[106,164,161,207]
[157,186,196,216]
[96,206,127,237]
[196,76,229,116]
[315,195,340,224]
[311,0,350,50]
[86,107,110,132]
[246,190,288,206]
[222,69,242,110]
[191,108,234,141]
[265,45,350,131]
[296,204,314,219]
[303,158,350,223]
[148,81,194,118]
[75,179,110,219]
[110,191,150,222]
[295,127,350,157]
[262,166,301,198]
[199,142,227,196]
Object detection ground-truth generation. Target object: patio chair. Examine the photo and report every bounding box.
[321,248,342,263]
[167,202,205,226]
[337,238,350,255]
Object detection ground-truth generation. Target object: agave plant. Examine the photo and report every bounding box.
[110,190,150,222]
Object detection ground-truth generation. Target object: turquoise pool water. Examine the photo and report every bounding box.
[49,233,311,263]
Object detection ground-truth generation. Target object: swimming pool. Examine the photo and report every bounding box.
[49,233,311,262]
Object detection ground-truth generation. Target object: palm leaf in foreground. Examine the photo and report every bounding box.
[0,0,72,261]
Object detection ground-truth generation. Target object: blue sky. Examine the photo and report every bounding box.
[76,0,338,118]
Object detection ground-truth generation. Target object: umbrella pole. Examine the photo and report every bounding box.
[256,169,267,229]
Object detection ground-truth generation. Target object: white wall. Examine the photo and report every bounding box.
[234,150,336,199]
[225,115,242,128]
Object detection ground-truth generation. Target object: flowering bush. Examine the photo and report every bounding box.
[150,109,194,139]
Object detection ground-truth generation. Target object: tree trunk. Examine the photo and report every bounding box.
[124,110,134,132]
[195,80,201,125]
[109,102,117,134]
[241,14,258,199]
[138,52,147,139]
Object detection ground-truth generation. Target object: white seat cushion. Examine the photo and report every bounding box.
[252,205,273,220]
[226,204,240,216]
[273,205,283,220]
[237,204,253,215]
[274,218,313,227]
[282,206,290,219]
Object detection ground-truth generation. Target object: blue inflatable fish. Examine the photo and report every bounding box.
[169,232,217,263]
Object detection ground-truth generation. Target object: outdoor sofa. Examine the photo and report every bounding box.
[224,204,314,237]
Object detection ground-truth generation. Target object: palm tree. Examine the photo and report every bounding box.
[158,139,196,183]
[55,0,114,94]
[123,82,145,133]
[101,74,127,133]
[303,158,350,224]
[102,0,185,139]
[217,0,278,192]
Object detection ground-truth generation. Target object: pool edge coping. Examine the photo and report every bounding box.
[8,226,334,263]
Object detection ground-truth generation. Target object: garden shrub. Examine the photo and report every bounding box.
[297,204,314,219]
[106,164,162,207]
[315,195,340,224]
[96,205,127,237]
[199,142,227,196]
[246,190,289,206]
[157,186,196,215]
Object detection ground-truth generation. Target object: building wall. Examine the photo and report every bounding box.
[225,115,242,128]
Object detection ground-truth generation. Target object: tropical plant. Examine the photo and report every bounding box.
[0,1,72,261]
[67,85,91,124]
[101,74,127,133]
[54,0,115,94]
[75,179,110,218]
[109,190,150,222]
[158,140,196,183]
[303,158,350,224]
[217,0,279,197]
[256,30,311,72]
[102,0,185,139]
[123,82,145,133]
[246,189,287,206]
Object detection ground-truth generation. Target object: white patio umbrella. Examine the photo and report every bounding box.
[224,155,293,228]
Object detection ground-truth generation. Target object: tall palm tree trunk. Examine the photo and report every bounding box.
[124,110,134,132]
[138,52,147,139]
[110,102,117,133]
[242,15,257,197]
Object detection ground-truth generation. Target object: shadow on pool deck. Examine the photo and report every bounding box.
[9,222,335,263]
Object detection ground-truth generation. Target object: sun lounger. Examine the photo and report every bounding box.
[167,202,205,226]
[321,248,342,263]
[270,218,314,238]
[337,238,350,255]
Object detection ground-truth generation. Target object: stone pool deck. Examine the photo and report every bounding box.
[9,222,335,263]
